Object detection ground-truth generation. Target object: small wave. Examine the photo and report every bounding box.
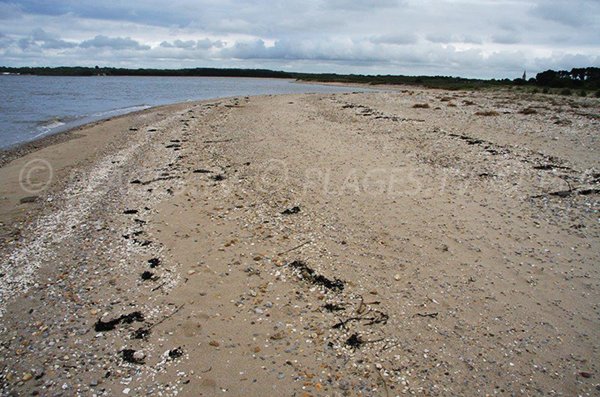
[37,118,66,129]
[91,105,151,118]
[32,118,67,138]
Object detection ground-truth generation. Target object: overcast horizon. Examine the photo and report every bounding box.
[0,0,598,79]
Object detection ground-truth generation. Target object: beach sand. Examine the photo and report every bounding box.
[0,88,598,396]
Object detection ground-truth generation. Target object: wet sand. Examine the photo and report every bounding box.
[0,89,598,396]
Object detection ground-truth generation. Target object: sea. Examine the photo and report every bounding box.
[0,75,369,149]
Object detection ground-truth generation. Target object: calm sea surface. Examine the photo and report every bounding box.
[0,75,369,149]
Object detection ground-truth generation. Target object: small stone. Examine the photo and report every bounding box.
[254,308,264,314]
[123,387,130,395]
[133,351,145,361]
[394,274,401,281]
[22,373,33,382]
[209,340,220,347]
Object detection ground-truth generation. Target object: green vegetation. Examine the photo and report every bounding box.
[0,66,293,79]
[292,72,512,90]
[560,88,572,96]
[1,66,599,93]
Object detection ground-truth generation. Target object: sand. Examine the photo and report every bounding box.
[0,88,598,396]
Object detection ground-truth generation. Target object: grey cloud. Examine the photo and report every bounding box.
[79,35,150,50]
[426,33,483,45]
[223,38,388,62]
[425,33,455,44]
[11,28,76,50]
[320,0,403,11]
[491,33,521,45]
[370,33,418,45]
[531,0,600,27]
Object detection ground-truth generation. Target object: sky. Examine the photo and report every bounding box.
[0,0,598,79]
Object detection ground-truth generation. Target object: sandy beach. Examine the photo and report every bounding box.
[0,88,598,396]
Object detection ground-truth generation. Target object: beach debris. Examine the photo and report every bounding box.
[133,175,180,185]
[131,327,151,340]
[193,169,212,174]
[19,196,38,204]
[203,138,233,144]
[345,334,364,349]
[281,206,301,215]
[278,241,311,255]
[132,304,185,341]
[94,311,145,332]
[123,209,138,215]
[140,271,156,281]
[168,347,184,359]
[474,110,500,116]
[413,103,430,109]
[332,309,389,329]
[148,258,161,268]
[324,303,345,312]
[122,349,145,364]
[415,312,439,318]
[288,260,344,291]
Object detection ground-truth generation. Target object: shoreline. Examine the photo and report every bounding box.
[0,77,374,163]
[0,89,598,396]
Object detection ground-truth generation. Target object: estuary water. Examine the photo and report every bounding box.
[0,75,366,149]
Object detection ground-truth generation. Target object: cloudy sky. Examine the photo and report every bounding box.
[0,0,598,78]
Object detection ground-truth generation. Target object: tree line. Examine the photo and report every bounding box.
[0,66,293,79]
[1,65,598,91]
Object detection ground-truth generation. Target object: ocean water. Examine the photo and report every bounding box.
[0,75,368,149]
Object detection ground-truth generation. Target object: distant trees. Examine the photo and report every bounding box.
[0,66,293,79]
[1,65,598,91]
[535,67,600,89]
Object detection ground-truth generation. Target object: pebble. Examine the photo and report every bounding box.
[22,373,33,382]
